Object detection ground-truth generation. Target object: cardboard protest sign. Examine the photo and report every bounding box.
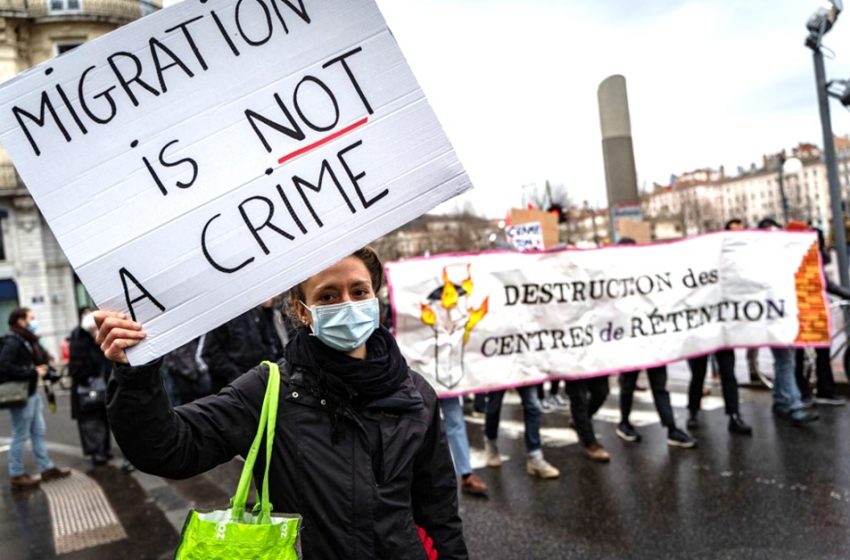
[510,208,558,248]
[505,222,544,251]
[0,0,471,364]
[386,231,829,396]
[612,202,642,241]
[618,219,651,244]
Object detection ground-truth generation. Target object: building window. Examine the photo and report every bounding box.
[140,0,157,16]
[54,41,83,56]
[0,279,19,333]
[48,0,82,14]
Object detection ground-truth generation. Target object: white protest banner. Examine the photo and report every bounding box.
[386,231,829,396]
[505,222,544,251]
[0,0,471,364]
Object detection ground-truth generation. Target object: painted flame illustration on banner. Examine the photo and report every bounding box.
[418,264,489,388]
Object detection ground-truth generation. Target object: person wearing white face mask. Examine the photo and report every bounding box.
[95,247,468,560]
[1,307,70,488]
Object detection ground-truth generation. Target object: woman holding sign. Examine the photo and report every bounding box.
[96,248,467,559]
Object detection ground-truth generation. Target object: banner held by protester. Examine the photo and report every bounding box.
[387,231,829,396]
[0,0,471,364]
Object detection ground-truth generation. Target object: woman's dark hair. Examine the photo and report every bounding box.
[724,218,744,230]
[287,247,383,319]
[8,307,30,327]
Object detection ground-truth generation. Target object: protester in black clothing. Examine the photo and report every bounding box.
[612,237,696,448]
[684,217,752,433]
[162,337,212,405]
[681,218,752,433]
[69,307,113,465]
[616,365,696,448]
[98,248,467,559]
[687,351,752,434]
[257,297,286,360]
[564,376,611,461]
[202,306,282,392]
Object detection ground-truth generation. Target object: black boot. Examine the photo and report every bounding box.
[728,413,752,435]
[686,411,699,431]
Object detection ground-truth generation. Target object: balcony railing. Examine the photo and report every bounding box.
[0,0,161,23]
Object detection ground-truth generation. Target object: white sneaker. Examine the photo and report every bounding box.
[540,397,554,413]
[552,395,569,409]
[484,439,502,468]
[526,454,560,479]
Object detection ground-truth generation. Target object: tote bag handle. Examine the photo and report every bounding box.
[230,360,280,524]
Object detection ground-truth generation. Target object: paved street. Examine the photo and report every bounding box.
[2,374,850,559]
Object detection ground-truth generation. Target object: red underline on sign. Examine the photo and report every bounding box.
[277,117,369,165]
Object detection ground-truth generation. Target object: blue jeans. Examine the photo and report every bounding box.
[440,396,472,477]
[8,393,54,477]
[771,347,803,411]
[484,386,542,453]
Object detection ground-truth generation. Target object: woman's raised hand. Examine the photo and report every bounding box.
[94,311,146,364]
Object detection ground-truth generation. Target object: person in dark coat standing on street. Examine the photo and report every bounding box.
[69,307,112,466]
[1,307,70,488]
[202,306,283,393]
[686,219,752,436]
[162,337,212,405]
[97,247,468,559]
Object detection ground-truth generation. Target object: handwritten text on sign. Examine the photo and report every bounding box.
[506,222,544,251]
[0,0,471,364]
[386,231,828,396]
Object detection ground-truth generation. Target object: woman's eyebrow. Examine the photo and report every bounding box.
[311,282,339,293]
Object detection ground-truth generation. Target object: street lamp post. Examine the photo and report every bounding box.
[806,0,850,289]
[777,153,790,224]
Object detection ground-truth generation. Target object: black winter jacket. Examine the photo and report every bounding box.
[68,326,110,420]
[202,309,279,389]
[0,334,39,397]
[107,359,467,559]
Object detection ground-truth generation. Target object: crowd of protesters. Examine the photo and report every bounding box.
[438,217,847,500]
[1,218,848,558]
[0,297,291,486]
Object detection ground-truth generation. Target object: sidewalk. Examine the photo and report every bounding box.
[0,390,244,560]
[0,443,246,560]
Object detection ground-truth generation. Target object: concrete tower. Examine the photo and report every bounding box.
[598,75,640,240]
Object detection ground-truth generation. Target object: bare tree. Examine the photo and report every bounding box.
[526,180,571,211]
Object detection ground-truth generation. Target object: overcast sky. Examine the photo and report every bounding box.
[372,0,850,217]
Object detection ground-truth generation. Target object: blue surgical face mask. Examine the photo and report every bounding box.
[26,320,39,334]
[302,298,380,352]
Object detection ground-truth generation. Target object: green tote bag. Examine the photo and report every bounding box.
[175,361,302,559]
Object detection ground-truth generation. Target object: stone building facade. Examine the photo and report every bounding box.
[0,0,159,356]
[642,139,850,239]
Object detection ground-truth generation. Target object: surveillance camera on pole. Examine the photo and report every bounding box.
[807,0,842,46]
[806,0,850,289]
